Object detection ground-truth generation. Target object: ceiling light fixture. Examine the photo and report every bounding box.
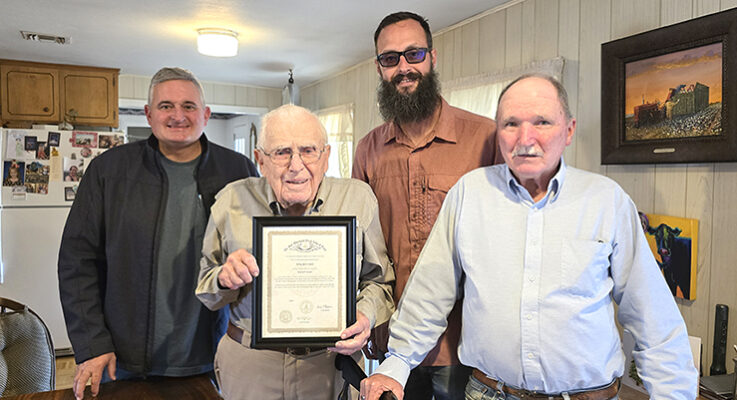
[197,28,238,57]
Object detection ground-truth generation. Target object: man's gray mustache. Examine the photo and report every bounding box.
[513,145,543,157]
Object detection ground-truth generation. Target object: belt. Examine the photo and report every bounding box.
[226,321,320,356]
[471,369,620,400]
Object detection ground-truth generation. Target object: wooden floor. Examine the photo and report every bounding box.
[55,356,76,390]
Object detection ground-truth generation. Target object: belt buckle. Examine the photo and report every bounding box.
[286,347,310,356]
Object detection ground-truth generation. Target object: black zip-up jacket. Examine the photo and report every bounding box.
[58,133,259,371]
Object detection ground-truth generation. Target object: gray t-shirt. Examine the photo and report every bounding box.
[151,154,210,376]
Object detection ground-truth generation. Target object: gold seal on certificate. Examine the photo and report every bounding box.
[251,216,357,349]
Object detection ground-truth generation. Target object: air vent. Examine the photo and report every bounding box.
[20,31,70,45]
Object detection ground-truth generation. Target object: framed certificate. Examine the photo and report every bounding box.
[251,216,357,349]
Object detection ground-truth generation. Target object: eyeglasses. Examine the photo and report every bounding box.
[376,48,429,67]
[259,145,326,166]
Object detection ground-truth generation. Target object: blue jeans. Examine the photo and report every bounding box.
[464,375,619,400]
[404,365,472,400]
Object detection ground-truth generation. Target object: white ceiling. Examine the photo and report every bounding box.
[0,0,510,89]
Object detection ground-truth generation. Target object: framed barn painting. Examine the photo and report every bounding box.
[638,212,698,300]
[601,7,737,164]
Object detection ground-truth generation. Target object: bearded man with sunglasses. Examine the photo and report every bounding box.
[352,11,500,400]
[196,104,395,399]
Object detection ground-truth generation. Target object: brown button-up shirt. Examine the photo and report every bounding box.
[352,97,499,366]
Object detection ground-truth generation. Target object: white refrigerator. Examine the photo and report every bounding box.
[0,127,123,354]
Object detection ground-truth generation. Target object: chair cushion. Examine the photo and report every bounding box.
[0,307,55,396]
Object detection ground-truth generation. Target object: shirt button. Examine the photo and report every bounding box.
[527,353,534,359]
[528,276,535,282]
[526,314,533,320]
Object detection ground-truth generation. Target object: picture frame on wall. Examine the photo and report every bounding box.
[601,7,737,164]
[638,212,698,300]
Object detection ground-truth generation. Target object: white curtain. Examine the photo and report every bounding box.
[317,104,354,178]
[444,57,565,118]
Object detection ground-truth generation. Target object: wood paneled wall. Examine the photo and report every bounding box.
[118,74,281,110]
[302,0,737,375]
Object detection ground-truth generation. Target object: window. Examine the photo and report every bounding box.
[316,104,354,178]
[444,57,565,118]
[447,82,509,119]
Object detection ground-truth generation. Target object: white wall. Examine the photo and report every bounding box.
[119,75,282,111]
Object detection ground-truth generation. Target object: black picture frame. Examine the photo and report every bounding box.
[24,136,37,151]
[47,131,61,147]
[251,215,356,349]
[601,7,737,164]
[64,186,76,201]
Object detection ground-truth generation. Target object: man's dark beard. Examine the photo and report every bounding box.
[377,69,441,124]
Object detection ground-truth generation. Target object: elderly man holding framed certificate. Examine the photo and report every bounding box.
[196,104,395,400]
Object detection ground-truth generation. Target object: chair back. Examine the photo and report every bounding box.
[0,297,56,396]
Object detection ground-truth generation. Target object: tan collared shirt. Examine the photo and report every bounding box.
[196,176,395,332]
[353,97,499,366]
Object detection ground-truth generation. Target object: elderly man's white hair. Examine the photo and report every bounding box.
[258,104,328,149]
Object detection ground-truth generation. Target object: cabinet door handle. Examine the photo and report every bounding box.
[43,107,49,112]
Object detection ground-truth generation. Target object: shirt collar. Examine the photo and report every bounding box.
[382,97,457,146]
[504,158,567,207]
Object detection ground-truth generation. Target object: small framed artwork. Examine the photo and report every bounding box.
[48,132,61,147]
[72,131,98,148]
[24,136,37,151]
[638,212,698,300]
[601,7,737,164]
[64,186,77,201]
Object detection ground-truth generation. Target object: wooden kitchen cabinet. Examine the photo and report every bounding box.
[61,68,118,126]
[1,59,119,127]
[0,63,60,122]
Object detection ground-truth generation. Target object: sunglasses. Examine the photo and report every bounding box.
[376,48,429,67]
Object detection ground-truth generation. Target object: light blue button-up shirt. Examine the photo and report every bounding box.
[375,160,697,399]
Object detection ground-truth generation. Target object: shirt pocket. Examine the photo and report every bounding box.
[560,239,613,297]
[425,174,460,228]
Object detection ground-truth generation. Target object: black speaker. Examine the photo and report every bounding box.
[710,304,729,375]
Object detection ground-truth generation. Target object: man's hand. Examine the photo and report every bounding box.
[360,373,403,400]
[328,311,371,355]
[217,248,260,289]
[73,352,116,400]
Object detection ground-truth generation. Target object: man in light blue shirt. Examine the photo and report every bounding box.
[360,74,698,400]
